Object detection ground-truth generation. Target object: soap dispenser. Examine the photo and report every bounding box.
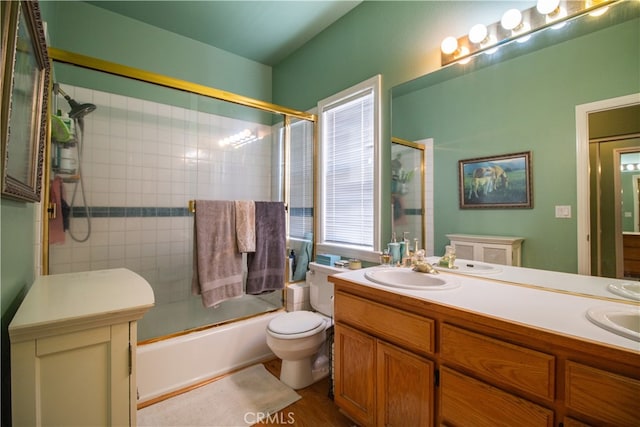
[388,232,401,265]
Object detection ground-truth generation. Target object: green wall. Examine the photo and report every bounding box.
[392,16,639,272]
[1,200,35,425]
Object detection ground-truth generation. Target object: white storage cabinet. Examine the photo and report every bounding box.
[9,269,154,427]
[446,234,524,266]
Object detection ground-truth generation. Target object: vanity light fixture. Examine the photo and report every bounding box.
[468,23,499,55]
[501,8,524,32]
[537,0,568,28]
[440,36,471,63]
[440,36,459,55]
[501,8,531,42]
[439,0,617,66]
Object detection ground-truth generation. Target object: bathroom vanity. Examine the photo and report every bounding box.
[9,269,154,427]
[330,267,639,426]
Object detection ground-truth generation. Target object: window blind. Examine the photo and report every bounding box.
[289,120,313,239]
[322,90,374,249]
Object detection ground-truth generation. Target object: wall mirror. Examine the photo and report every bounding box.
[589,105,640,280]
[1,0,50,202]
[390,0,639,302]
[619,150,640,279]
[391,137,425,252]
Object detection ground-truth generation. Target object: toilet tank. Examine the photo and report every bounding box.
[307,262,341,317]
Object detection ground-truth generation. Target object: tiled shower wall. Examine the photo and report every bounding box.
[49,85,278,320]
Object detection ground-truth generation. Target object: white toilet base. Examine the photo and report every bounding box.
[279,353,330,390]
[280,357,314,390]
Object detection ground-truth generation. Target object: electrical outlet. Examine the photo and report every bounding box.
[555,205,571,218]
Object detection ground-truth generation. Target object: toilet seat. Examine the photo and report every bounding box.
[267,311,326,339]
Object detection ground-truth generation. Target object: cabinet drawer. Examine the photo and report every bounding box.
[440,324,555,401]
[439,367,554,427]
[565,361,640,426]
[335,291,434,355]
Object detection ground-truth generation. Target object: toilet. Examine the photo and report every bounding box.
[266,262,337,389]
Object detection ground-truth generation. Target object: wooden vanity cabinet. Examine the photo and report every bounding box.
[334,291,435,426]
[334,323,376,426]
[332,277,640,427]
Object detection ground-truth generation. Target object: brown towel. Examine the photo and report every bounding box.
[192,200,243,307]
[234,200,256,253]
[246,201,286,294]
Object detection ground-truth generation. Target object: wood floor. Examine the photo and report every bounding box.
[256,359,355,427]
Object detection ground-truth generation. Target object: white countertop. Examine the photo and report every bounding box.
[332,266,640,353]
[9,268,155,343]
[425,256,637,302]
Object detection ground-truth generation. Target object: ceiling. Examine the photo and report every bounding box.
[87,1,362,66]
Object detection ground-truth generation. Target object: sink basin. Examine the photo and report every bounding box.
[586,306,640,342]
[607,282,640,301]
[364,268,459,290]
[433,259,502,275]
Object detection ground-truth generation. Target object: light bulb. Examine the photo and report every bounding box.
[441,36,459,55]
[536,0,560,16]
[501,9,523,31]
[468,24,488,44]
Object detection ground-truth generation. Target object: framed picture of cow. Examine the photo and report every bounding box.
[458,151,532,209]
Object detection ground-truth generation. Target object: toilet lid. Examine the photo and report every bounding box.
[268,311,324,335]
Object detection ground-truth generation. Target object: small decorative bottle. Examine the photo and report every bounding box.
[439,245,457,269]
[446,245,456,269]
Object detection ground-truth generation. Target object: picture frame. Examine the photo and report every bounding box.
[1,0,50,202]
[459,151,533,209]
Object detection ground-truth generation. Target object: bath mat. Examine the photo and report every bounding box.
[137,364,301,427]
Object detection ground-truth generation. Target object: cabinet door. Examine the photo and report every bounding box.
[479,244,509,265]
[377,341,433,427]
[334,323,376,426]
[565,361,640,426]
[439,367,553,427]
[451,242,475,260]
[11,323,131,426]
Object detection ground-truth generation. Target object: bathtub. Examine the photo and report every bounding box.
[136,311,279,405]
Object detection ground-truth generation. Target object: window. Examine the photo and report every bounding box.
[317,75,381,261]
[288,119,314,240]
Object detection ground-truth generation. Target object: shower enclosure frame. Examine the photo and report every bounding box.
[42,47,317,338]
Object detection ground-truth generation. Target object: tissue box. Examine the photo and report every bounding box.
[315,253,341,266]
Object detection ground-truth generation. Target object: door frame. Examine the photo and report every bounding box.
[576,93,640,274]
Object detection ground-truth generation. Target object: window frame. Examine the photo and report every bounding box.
[316,75,382,262]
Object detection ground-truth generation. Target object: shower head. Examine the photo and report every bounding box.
[66,97,96,119]
[55,84,96,119]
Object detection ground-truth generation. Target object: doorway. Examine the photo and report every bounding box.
[577,96,640,276]
[590,140,640,278]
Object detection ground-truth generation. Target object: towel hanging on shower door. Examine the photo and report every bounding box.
[192,200,244,308]
[246,201,286,294]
